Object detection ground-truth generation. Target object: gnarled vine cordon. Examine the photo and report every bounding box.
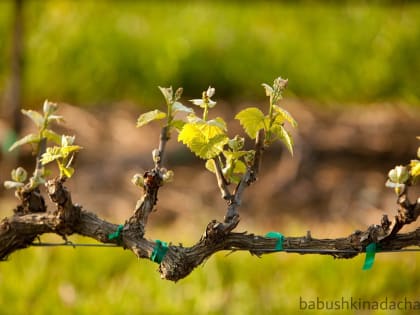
[1,78,419,282]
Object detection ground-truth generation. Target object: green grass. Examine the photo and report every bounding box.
[1,1,420,107]
[0,236,418,315]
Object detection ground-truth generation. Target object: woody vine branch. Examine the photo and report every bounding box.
[0,77,419,282]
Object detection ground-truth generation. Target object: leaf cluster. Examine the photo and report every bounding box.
[136,77,297,187]
[4,101,82,192]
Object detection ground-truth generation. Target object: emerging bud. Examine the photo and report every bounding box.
[11,167,27,183]
[131,174,144,188]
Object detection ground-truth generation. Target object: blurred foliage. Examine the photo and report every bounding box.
[0,235,418,315]
[0,1,420,108]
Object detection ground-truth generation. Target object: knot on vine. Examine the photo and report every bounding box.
[14,188,46,215]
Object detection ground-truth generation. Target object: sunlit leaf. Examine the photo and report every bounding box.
[388,165,409,183]
[235,107,266,139]
[272,124,294,155]
[60,145,82,158]
[47,114,64,123]
[158,86,173,104]
[410,160,420,177]
[42,129,61,145]
[8,133,40,152]
[40,147,63,165]
[136,110,166,127]
[207,117,227,131]
[21,110,44,128]
[227,136,245,151]
[43,100,58,115]
[205,159,217,174]
[172,102,193,114]
[178,123,228,159]
[273,105,298,128]
[59,164,75,178]
[170,119,186,132]
[261,83,273,97]
[61,135,75,147]
[3,181,24,189]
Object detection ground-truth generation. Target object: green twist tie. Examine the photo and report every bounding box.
[265,231,284,251]
[362,243,377,270]
[150,240,169,264]
[108,224,124,240]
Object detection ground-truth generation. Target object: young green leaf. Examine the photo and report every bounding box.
[47,114,65,123]
[59,164,75,178]
[170,119,186,132]
[43,100,58,116]
[273,105,298,128]
[21,109,44,128]
[205,159,217,174]
[178,123,228,159]
[235,107,266,139]
[4,181,25,189]
[410,160,420,178]
[42,129,62,145]
[271,124,294,155]
[158,86,173,104]
[40,147,63,165]
[172,102,194,114]
[8,133,40,152]
[136,110,166,128]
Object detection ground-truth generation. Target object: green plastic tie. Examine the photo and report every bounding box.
[362,243,377,270]
[265,231,284,251]
[150,240,169,264]
[108,224,124,240]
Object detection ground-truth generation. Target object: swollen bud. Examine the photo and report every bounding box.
[131,174,144,188]
[162,169,174,183]
[11,167,27,183]
[43,100,58,116]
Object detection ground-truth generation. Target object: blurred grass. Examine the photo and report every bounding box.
[0,233,419,315]
[0,1,420,107]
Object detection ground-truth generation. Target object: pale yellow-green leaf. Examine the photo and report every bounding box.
[8,133,40,152]
[235,107,266,139]
[178,123,228,159]
[42,129,61,145]
[272,125,294,155]
[47,114,64,124]
[205,159,217,174]
[40,147,62,165]
[22,109,44,128]
[227,136,244,151]
[158,86,173,104]
[233,160,247,174]
[172,102,193,114]
[273,105,298,128]
[136,110,166,127]
[59,164,75,178]
[261,83,273,97]
[4,181,24,189]
[60,145,82,158]
[43,100,58,115]
[410,160,420,177]
[170,119,186,132]
[207,117,227,131]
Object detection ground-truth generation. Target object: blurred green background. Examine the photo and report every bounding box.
[1,1,420,315]
[1,0,420,108]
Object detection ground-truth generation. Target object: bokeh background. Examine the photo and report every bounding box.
[0,1,419,314]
